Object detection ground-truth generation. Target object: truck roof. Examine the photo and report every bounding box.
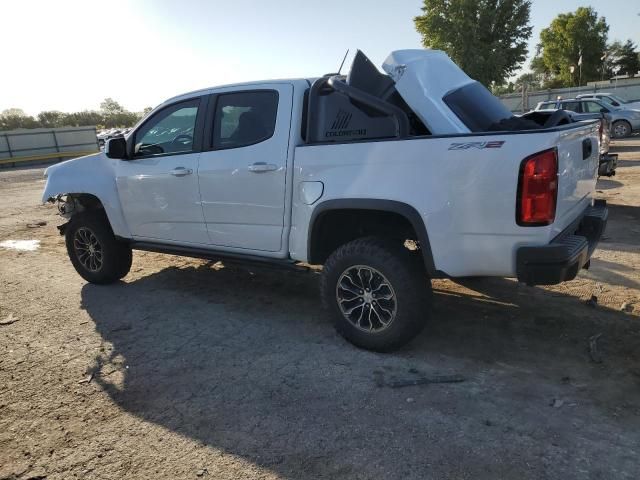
[162,78,313,106]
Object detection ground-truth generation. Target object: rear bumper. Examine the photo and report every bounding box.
[516,200,608,285]
[598,153,617,177]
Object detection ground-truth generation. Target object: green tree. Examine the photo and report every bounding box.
[515,72,543,89]
[99,97,125,115]
[103,111,139,129]
[533,7,608,87]
[0,108,38,131]
[492,82,515,96]
[414,0,532,87]
[493,71,546,97]
[614,40,640,77]
[64,110,104,127]
[37,111,65,128]
[0,100,146,131]
[97,98,143,128]
[2,108,27,117]
[603,41,623,78]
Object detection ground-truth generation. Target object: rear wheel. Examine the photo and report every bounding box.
[612,120,631,139]
[321,237,431,352]
[65,211,132,284]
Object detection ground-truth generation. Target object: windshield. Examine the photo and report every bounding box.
[607,94,628,104]
[595,96,619,108]
[443,81,513,132]
[536,102,556,110]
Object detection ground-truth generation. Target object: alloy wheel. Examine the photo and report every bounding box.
[73,227,103,272]
[336,265,397,332]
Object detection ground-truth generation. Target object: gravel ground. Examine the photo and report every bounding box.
[1,141,639,479]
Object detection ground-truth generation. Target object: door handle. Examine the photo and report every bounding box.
[248,162,278,173]
[169,167,193,177]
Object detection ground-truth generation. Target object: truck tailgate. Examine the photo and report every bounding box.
[551,122,600,237]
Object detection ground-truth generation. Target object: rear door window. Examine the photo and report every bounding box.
[583,101,607,113]
[561,101,580,112]
[212,90,278,149]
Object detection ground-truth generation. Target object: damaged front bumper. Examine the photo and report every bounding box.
[516,200,608,286]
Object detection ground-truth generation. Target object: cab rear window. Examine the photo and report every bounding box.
[443,82,513,132]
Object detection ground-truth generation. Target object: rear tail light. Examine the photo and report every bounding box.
[517,148,558,226]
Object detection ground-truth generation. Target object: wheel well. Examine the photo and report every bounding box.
[55,194,108,236]
[72,194,104,210]
[613,119,631,129]
[58,193,106,219]
[308,209,419,265]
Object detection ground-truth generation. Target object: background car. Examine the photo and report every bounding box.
[523,108,617,176]
[97,128,131,147]
[576,93,640,111]
[535,98,640,138]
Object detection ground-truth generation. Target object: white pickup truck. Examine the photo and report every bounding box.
[42,50,607,351]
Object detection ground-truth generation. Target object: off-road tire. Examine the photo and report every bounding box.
[321,236,431,352]
[65,211,132,284]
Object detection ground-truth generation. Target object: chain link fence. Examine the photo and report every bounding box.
[0,126,98,167]
[499,80,640,113]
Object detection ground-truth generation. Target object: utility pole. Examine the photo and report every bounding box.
[578,48,583,87]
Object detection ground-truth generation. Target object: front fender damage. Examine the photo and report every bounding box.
[40,152,132,239]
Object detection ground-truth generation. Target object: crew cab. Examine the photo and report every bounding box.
[42,50,607,351]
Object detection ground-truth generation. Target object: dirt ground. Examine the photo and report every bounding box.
[1,139,639,480]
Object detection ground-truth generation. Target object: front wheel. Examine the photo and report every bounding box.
[320,237,431,352]
[65,211,132,284]
[612,120,631,139]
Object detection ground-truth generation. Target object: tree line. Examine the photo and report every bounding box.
[414,1,640,93]
[3,3,638,129]
[0,98,152,132]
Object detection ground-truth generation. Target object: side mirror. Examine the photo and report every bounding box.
[612,101,620,107]
[105,137,127,159]
[600,108,608,114]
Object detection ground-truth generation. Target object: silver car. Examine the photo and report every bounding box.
[535,98,640,138]
[576,93,640,111]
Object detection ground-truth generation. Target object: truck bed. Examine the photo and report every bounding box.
[291,121,600,278]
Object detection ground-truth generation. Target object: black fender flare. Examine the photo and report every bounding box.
[307,199,439,276]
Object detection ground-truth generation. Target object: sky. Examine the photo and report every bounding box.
[1,0,639,115]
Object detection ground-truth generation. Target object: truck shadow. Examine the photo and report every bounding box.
[582,258,640,289]
[79,262,640,478]
[597,203,640,253]
[610,159,640,167]
[595,178,623,190]
[609,143,640,153]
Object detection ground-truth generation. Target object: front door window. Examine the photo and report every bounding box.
[134,100,200,157]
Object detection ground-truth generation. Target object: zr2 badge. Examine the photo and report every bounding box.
[448,141,505,150]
